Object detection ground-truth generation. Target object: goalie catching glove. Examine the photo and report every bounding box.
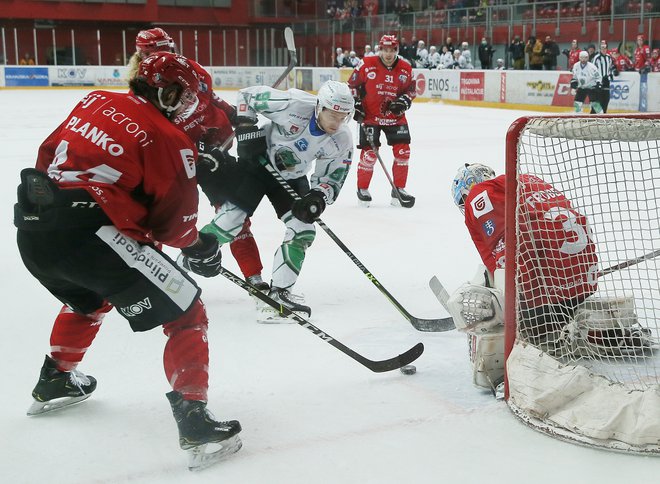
[179,232,222,277]
[447,283,504,333]
[291,190,326,224]
[385,95,412,116]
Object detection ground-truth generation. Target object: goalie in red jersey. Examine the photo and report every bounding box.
[445,164,652,392]
[348,34,417,208]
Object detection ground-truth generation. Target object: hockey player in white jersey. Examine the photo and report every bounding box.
[186,80,354,321]
[571,50,603,113]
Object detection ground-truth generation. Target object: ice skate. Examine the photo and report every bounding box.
[391,187,415,208]
[258,287,311,323]
[166,391,242,471]
[27,355,97,416]
[246,274,270,307]
[357,188,372,207]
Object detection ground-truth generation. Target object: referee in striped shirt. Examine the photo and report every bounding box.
[592,40,616,113]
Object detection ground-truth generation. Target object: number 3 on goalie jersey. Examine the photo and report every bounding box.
[543,206,594,255]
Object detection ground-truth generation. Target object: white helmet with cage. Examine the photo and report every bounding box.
[315,80,354,121]
[451,163,496,213]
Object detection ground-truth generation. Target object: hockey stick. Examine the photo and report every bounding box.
[359,124,409,207]
[218,27,297,152]
[260,160,455,332]
[428,276,451,312]
[597,248,660,278]
[217,266,424,372]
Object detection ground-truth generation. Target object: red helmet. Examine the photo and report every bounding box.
[136,28,175,56]
[379,34,399,50]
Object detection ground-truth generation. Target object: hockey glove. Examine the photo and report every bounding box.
[236,125,268,162]
[353,100,366,124]
[180,232,222,278]
[570,79,579,89]
[196,147,237,205]
[640,65,652,75]
[291,190,326,224]
[386,95,412,116]
[612,67,620,77]
[596,81,602,90]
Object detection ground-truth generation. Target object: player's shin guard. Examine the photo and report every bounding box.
[229,217,264,279]
[201,201,248,246]
[392,143,410,188]
[270,213,316,290]
[591,101,603,114]
[163,300,210,402]
[357,149,377,189]
[49,303,111,371]
[574,101,583,113]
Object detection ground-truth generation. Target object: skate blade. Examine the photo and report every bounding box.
[187,435,243,471]
[358,200,371,207]
[390,197,415,208]
[257,312,298,324]
[27,393,92,416]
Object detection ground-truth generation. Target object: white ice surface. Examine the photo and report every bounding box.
[1,89,657,483]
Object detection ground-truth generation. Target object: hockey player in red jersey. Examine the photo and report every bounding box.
[633,34,652,73]
[130,27,268,292]
[610,47,634,72]
[348,34,417,208]
[15,52,241,469]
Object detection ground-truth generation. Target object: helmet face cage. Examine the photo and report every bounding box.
[138,52,199,116]
[315,80,354,123]
[451,164,495,213]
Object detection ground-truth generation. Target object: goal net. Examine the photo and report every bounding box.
[504,115,660,454]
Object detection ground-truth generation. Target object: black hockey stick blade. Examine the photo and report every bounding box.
[217,266,424,372]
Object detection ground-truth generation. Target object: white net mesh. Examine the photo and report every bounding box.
[506,116,660,454]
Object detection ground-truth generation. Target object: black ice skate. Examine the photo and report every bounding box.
[258,287,312,323]
[27,355,97,416]
[246,274,270,292]
[166,391,242,471]
[391,187,415,208]
[357,188,372,207]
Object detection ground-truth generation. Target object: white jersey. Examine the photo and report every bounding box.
[236,86,353,204]
[426,51,442,68]
[439,52,454,69]
[416,47,429,68]
[572,61,600,89]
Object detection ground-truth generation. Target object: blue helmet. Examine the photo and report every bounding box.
[451,163,496,213]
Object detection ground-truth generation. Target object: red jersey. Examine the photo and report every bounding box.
[36,90,199,248]
[613,53,634,72]
[652,56,660,73]
[172,61,233,146]
[634,44,651,71]
[347,55,416,126]
[464,174,598,308]
[567,49,581,71]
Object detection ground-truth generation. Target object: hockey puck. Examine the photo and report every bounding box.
[400,364,417,375]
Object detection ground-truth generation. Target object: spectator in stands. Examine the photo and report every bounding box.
[416,40,429,68]
[509,35,525,70]
[651,49,660,72]
[494,58,505,70]
[526,36,544,70]
[347,50,360,68]
[634,34,652,73]
[439,45,454,69]
[563,39,581,70]
[478,37,494,70]
[364,45,376,57]
[460,42,474,68]
[611,48,634,72]
[20,52,35,65]
[426,46,441,69]
[542,35,560,70]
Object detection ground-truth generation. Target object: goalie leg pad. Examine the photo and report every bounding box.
[468,329,505,390]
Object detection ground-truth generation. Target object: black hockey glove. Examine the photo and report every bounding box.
[196,147,237,205]
[640,65,651,75]
[353,100,366,124]
[386,95,412,116]
[291,190,326,224]
[562,48,570,56]
[180,232,222,278]
[236,125,268,162]
[595,81,602,90]
[570,79,579,89]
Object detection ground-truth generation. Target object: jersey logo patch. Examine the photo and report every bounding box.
[180,149,196,179]
[482,219,495,236]
[294,139,309,152]
[470,190,493,218]
[367,71,377,79]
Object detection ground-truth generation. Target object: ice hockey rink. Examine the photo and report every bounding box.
[1,88,657,484]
